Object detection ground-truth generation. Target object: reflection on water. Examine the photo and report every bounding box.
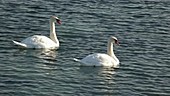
[79,66,116,75]
[13,49,58,71]
[14,49,57,59]
[79,66,116,82]
[77,66,117,95]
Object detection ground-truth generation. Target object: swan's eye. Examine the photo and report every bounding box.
[115,40,119,45]
[56,19,61,25]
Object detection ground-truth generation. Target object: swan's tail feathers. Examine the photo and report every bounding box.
[73,58,81,62]
[12,40,27,48]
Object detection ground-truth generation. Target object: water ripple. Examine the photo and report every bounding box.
[0,0,169,95]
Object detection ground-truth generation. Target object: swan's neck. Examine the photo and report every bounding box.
[107,40,114,57]
[50,20,59,44]
[107,40,119,63]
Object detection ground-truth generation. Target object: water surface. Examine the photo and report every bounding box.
[0,0,170,95]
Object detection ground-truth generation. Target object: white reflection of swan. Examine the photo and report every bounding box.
[78,66,116,91]
[13,49,58,75]
[79,67,116,76]
[15,49,57,61]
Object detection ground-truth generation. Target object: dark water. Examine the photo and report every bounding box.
[0,0,170,95]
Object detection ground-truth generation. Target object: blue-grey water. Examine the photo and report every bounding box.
[0,0,170,96]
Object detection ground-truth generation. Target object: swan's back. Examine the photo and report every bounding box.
[80,53,119,67]
[21,35,59,49]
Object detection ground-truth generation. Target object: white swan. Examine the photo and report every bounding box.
[80,36,120,67]
[12,16,61,49]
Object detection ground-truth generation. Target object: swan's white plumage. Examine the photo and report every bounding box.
[81,53,119,67]
[80,36,119,68]
[13,16,60,49]
[19,35,59,49]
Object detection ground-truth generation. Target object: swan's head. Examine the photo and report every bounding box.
[110,36,119,45]
[50,16,61,25]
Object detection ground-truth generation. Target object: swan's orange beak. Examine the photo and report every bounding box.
[56,19,61,25]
